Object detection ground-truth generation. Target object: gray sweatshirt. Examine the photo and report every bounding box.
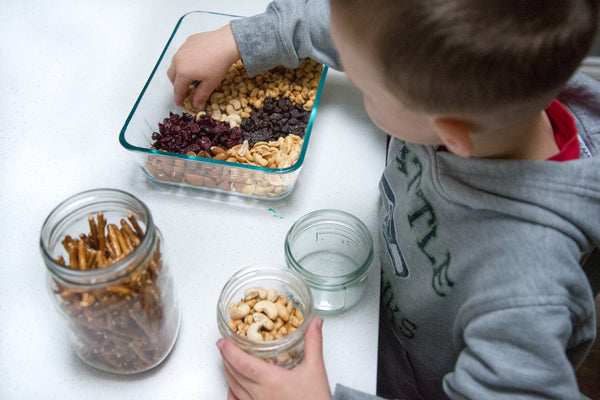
[231,1,600,399]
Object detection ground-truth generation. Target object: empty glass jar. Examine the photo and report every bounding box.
[285,209,373,314]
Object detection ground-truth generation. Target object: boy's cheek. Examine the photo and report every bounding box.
[364,98,443,145]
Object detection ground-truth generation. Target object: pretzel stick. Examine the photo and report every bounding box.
[127,214,144,239]
[116,227,133,254]
[96,249,106,268]
[62,235,75,249]
[121,227,134,252]
[129,341,153,366]
[128,304,158,345]
[107,286,132,295]
[107,224,122,258]
[97,212,107,254]
[77,240,87,270]
[88,216,98,249]
[66,243,78,268]
[86,249,97,269]
[120,219,141,247]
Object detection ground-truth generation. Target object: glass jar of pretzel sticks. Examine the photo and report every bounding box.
[40,188,180,374]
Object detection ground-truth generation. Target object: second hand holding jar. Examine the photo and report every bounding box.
[285,209,374,315]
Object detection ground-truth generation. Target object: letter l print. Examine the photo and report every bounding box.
[380,176,409,277]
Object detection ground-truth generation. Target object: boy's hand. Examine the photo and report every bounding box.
[217,317,332,400]
[167,24,241,109]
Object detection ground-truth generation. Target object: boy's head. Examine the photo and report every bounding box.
[329,0,599,153]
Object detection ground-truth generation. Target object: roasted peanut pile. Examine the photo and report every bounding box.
[183,58,322,122]
[228,286,304,342]
[213,134,303,169]
[53,213,170,373]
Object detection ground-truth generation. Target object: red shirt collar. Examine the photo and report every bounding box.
[436,100,579,161]
[546,100,580,161]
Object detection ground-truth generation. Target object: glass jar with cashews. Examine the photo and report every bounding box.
[216,264,314,369]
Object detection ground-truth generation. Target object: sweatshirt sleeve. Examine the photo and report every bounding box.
[443,304,594,400]
[229,0,341,76]
[332,384,385,400]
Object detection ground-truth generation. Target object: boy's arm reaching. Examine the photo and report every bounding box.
[230,0,340,77]
[168,0,339,109]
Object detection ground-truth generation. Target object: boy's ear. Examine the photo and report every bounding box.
[433,118,474,158]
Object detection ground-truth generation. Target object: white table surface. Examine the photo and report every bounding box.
[0,1,388,399]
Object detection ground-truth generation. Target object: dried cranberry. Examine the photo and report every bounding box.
[151,113,243,154]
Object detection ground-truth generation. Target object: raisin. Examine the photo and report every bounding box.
[241,97,310,146]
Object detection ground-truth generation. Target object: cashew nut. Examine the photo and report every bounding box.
[254,300,278,320]
[244,286,268,300]
[267,288,278,302]
[275,301,290,322]
[247,320,268,342]
[253,312,274,331]
[228,302,251,320]
[290,315,302,328]
[273,318,284,332]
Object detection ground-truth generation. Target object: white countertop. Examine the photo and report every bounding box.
[0,1,387,398]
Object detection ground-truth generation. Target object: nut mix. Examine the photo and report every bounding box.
[183,58,322,120]
[227,286,304,343]
[51,212,172,373]
[144,58,323,197]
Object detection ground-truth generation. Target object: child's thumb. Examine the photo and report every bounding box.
[302,317,325,367]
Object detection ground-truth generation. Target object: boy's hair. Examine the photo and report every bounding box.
[330,0,600,117]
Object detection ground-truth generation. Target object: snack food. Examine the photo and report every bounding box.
[143,58,323,198]
[227,286,304,342]
[51,212,176,373]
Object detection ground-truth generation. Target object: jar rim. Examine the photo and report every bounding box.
[284,209,373,289]
[39,188,156,288]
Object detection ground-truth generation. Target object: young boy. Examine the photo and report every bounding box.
[168,0,600,398]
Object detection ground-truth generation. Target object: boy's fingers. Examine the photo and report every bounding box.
[222,361,250,400]
[302,317,325,367]
[172,75,193,107]
[218,339,273,383]
[192,80,216,110]
[227,388,241,400]
[166,62,176,84]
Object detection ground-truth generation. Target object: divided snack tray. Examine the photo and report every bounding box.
[120,11,328,200]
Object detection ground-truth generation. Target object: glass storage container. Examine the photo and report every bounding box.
[285,209,374,315]
[217,264,314,368]
[40,188,180,374]
[119,11,328,200]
